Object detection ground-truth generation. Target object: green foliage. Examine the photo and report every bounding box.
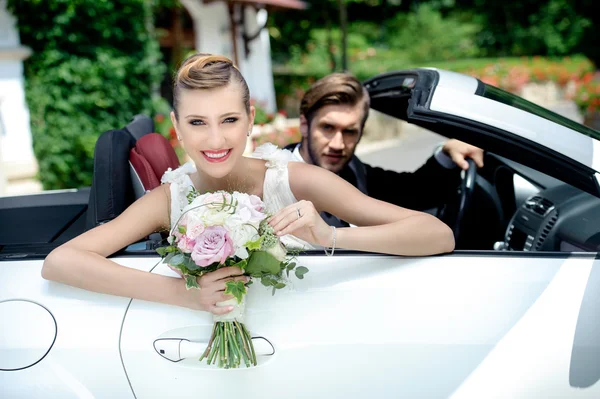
[386,4,481,63]
[224,280,247,304]
[245,251,281,276]
[252,99,274,125]
[294,266,309,280]
[454,0,593,59]
[7,0,164,189]
[528,0,590,56]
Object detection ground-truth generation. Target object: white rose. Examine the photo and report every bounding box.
[201,209,229,226]
[233,192,266,224]
[266,241,287,262]
[229,224,259,259]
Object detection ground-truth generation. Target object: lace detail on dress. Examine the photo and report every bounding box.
[160,161,196,230]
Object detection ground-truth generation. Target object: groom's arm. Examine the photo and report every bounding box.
[364,156,461,211]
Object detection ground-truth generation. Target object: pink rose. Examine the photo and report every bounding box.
[177,235,196,253]
[203,192,233,209]
[191,226,234,267]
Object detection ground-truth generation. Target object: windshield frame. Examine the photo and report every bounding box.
[478,83,600,140]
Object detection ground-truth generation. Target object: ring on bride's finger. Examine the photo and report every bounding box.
[296,207,302,220]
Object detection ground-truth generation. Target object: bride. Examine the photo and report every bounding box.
[42,53,454,316]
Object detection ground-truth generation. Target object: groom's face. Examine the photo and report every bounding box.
[302,103,363,174]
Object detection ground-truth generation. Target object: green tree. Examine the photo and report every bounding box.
[454,0,591,58]
[7,0,164,190]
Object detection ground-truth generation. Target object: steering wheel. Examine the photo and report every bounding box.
[451,158,477,241]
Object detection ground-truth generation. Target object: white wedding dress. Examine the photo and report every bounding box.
[160,143,314,250]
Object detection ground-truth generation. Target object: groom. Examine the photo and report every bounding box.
[284,72,484,227]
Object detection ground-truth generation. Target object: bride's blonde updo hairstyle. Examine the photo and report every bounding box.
[173,53,251,119]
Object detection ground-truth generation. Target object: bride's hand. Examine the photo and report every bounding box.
[183,267,249,315]
[267,200,334,248]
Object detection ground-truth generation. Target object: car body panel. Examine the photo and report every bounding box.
[0,257,156,398]
[3,254,600,398]
[116,253,600,398]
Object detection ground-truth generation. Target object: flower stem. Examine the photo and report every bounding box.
[227,322,242,367]
[208,330,220,365]
[235,320,253,364]
[200,322,218,361]
[201,320,256,368]
[224,323,230,368]
[241,322,257,366]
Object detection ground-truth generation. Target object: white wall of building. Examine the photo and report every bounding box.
[179,0,277,112]
[239,6,277,114]
[0,0,37,195]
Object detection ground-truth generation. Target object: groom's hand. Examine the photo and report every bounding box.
[442,139,484,170]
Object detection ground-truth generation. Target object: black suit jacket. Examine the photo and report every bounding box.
[284,143,461,227]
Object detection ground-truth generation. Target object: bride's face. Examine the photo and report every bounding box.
[171,83,255,179]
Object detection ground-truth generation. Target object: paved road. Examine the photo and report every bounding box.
[357,127,443,172]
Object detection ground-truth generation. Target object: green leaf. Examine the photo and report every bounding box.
[164,252,175,264]
[224,280,247,304]
[178,226,186,234]
[260,275,276,287]
[274,282,286,289]
[170,254,185,266]
[294,266,309,280]
[230,258,248,271]
[185,274,200,290]
[246,251,281,276]
[245,236,262,251]
[156,246,168,257]
[183,256,200,271]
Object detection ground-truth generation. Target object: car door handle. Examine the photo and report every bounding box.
[154,336,275,362]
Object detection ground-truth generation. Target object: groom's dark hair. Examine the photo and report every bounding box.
[300,73,371,133]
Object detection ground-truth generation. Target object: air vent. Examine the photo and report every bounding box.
[523,195,555,217]
[535,211,559,250]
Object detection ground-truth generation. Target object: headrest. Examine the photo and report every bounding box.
[126,114,155,141]
[129,133,180,192]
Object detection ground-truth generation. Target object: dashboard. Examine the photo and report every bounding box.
[495,159,600,253]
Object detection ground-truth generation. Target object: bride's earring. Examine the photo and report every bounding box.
[247,130,251,137]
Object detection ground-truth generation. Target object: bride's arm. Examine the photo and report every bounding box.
[41,185,244,313]
[283,162,454,256]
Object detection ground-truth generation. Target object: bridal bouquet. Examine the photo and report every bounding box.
[156,189,308,369]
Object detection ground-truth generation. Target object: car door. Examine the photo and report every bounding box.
[0,256,159,399]
[119,250,600,398]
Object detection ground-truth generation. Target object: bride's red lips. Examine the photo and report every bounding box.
[201,149,232,163]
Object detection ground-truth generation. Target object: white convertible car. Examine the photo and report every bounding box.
[2,68,600,398]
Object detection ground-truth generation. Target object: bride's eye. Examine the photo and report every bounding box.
[223,117,238,124]
[189,119,205,126]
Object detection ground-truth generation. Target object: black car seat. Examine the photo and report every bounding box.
[85,114,158,230]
